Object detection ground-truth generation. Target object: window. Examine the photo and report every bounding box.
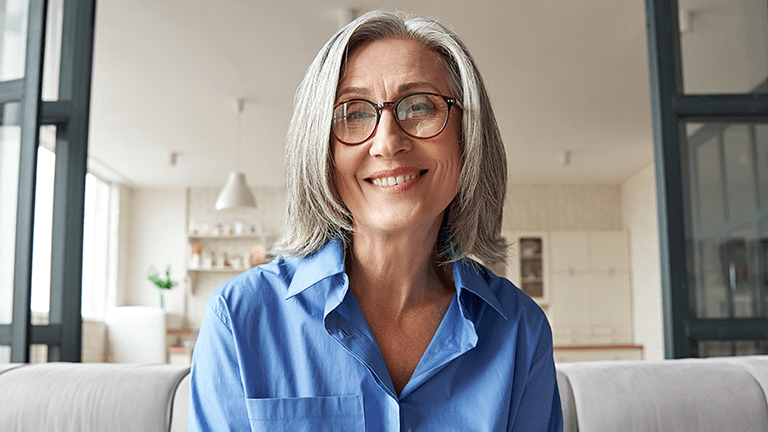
[30,145,111,323]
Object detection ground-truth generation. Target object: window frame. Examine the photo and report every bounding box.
[645,0,768,358]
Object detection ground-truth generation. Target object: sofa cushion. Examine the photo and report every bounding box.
[0,362,189,432]
[556,369,578,432]
[557,357,768,432]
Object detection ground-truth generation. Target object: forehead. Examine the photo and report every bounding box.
[338,36,451,96]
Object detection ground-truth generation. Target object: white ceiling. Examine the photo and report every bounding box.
[88,0,654,188]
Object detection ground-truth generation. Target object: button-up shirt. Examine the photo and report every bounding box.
[189,239,562,431]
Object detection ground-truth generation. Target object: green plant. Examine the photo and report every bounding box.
[146,265,178,290]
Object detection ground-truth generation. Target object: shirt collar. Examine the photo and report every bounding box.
[451,259,509,321]
[285,238,347,300]
[285,239,509,321]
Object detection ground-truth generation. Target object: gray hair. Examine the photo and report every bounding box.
[276,10,507,263]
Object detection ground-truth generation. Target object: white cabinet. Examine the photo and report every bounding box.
[547,231,633,347]
[588,231,630,273]
[548,232,589,273]
[505,232,549,305]
[504,230,634,350]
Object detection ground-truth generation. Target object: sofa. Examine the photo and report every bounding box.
[557,355,768,432]
[0,362,190,432]
[0,356,766,431]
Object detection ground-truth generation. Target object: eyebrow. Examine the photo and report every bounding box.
[335,81,443,102]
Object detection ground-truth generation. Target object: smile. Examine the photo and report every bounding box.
[368,170,426,187]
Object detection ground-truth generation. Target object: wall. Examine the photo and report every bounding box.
[621,163,664,360]
[117,184,287,331]
[185,186,287,328]
[122,187,187,327]
[504,185,622,232]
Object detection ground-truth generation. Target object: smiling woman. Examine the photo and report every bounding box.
[189,10,562,432]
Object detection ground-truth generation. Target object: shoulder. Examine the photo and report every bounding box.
[461,260,550,333]
[206,256,301,324]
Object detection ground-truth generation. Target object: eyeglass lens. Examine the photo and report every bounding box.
[332,93,451,145]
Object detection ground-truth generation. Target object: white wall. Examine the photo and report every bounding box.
[504,184,621,231]
[680,0,768,94]
[123,187,187,326]
[621,163,664,360]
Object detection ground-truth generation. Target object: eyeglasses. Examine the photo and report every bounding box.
[331,92,462,146]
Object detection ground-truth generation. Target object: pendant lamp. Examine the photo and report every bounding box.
[215,99,256,210]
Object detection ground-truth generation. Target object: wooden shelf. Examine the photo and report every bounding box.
[554,344,643,351]
[188,234,262,240]
[167,328,194,335]
[188,267,247,273]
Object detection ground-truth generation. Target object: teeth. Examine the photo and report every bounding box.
[371,172,419,187]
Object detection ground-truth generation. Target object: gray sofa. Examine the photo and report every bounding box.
[557,355,768,432]
[1,356,767,431]
[0,362,190,432]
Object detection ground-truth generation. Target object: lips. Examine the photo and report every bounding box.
[367,169,427,187]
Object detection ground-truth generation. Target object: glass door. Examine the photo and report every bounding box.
[646,0,768,357]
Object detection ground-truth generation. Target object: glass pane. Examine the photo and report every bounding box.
[723,125,756,220]
[695,236,729,318]
[0,102,21,326]
[680,0,768,94]
[697,340,767,357]
[81,173,110,320]
[697,340,733,357]
[30,141,55,323]
[757,125,768,209]
[692,127,725,231]
[727,225,759,318]
[0,0,29,81]
[41,0,63,101]
[761,218,768,314]
[734,340,767,356]
[29,343,47,363]
[684,122,768,320]
[0,345,9,363]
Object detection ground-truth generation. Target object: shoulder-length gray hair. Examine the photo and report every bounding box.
[276,10,507,264]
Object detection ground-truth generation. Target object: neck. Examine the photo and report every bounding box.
[345,218,453,318]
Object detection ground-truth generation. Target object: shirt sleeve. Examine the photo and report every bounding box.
[509,319,564,432]
[189,298,251,431]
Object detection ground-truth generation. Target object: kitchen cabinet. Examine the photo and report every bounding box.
[503,230,635,352]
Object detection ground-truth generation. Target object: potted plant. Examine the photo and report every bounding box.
[146,265,178,308]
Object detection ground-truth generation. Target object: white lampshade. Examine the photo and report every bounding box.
[215,171,256,210]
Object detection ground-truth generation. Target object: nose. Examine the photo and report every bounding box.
[369,107,411,158]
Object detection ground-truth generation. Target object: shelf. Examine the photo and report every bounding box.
[187,234,262,240]
[188,267,248,273]
[167,328,194,335]
[554,344,643,351]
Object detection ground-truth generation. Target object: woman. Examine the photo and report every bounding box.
[190,10,562,431]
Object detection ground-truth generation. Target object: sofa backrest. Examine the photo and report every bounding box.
[0,362,189,432]
[3,356,767,431]
[556,355,768,432]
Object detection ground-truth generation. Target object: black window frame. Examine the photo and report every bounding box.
[645,0,768,358]
[0,0,97,363]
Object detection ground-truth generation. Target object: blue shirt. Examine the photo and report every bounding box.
[189,239,562,431]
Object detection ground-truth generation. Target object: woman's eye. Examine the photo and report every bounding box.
[410,103,432,113]
[402,102,435,119]
[347,110,374,121]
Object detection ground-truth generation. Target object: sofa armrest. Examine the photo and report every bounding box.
[0,362,190,432]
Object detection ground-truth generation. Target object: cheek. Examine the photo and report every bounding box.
[331,141,362,197]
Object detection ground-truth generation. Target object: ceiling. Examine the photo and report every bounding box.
[88,0,654,188]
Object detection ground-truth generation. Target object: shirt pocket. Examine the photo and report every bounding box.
[245,395,365,432]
